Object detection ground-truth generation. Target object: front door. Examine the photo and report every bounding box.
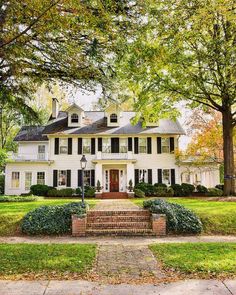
[110,170,119,192]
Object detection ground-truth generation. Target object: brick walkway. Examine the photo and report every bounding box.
[90,199,141,211]
[95,244,165,281]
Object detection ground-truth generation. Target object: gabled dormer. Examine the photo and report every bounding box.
[66,103,85,127]
[105,104,122,127]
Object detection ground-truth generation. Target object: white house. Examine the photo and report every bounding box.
[5,99,220,196]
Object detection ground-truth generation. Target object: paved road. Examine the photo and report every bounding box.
[0,279,235,295]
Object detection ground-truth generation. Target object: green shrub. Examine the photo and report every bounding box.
[30,184,51,196]
[215,184,224,191]
[0,195,38,202]
[196,185,208,194]
[181,183,195,196]
[144,199,202,234]
[170,184,184,197]
[207,188,223,197]
[0,174,5,195]
[154,183,167,188]
[21,202,86,235]
[155,187,174,197]
[134,188,145,198]
[135,182,156,196]
[84,185,95,197]
[75,187,82,195]
[47,188,75,197]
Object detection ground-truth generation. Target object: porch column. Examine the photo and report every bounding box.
[95,163,103,191]
[126,162,134,192]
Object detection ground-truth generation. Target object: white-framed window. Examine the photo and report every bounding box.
[103,138,111,153]
[25,172,32,190]
[162,138,170,153]
[120,138,128,153]
[59,138,68,154]
[139,169,147,183]
[11,172,20,188]
[37,172,45,185]
[84,170,91,186]
[58,170,67,186]
[38,145,45,160]
[162,169,171,185]
[71,113,79,123]
[110,113,118,123]
[139,138,147,153]
[83,138,91,154]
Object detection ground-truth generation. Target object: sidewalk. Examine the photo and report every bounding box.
[0,279,235,295]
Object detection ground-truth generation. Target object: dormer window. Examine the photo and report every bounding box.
[110,113,118,123]
[71,113,79,123]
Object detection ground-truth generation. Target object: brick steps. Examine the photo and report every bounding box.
[88,210,150,217]
[87,215,150,223]
[99,192,128,199]
[86,228,155,236]
[87,221,152,229]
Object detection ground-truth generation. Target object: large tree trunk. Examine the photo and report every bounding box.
[222,107,235,196]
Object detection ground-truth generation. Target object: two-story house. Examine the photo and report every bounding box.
[5,98,220,196]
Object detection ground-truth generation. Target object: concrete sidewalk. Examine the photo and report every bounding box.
[0,279,235,295]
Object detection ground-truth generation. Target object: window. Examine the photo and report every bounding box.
[120,138,128,153]
[58,170,67,186]
[59,138,68,154]
[84,170,91,186]
[11,172,20,188]
[37,172,45,185]
[110,113,118,123]
[25,172,32,190]
[83,138,91,154]
[162,169,170,185]
[38,145,45,160]
[71,113,79,123]
[139,138,147,153]
[139,169,147,183]
[105,170,109,191]
[162,138,170,153]
[103,138,111,153]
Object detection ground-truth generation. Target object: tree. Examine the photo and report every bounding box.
[115,0,236,195]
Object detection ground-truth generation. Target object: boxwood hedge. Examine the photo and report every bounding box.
[143,199,202,234]
[21,202,86,235]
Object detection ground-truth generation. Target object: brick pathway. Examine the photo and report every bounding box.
[91,199,141,211]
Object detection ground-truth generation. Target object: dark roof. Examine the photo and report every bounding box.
[43,111,185,135]
[14,126,48,142]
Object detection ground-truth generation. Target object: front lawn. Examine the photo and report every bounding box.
[150,242,236,277]
[0,243,96,279]
[132,197,236,235]
[0,198,98,236]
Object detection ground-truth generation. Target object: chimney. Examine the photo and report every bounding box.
[52,97,59,119]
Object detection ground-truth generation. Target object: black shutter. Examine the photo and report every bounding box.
[135,169,139,186]
[98,138,103,152]
[78,138,82,154]
[148,169,152,184]
[68,138,72,155]
[170,137,175,153]
[91,169,95,186]
[66,170,71,187]
[111,138,119,153]
[147,137,152,154]
[157,137,162,154]
[128,137,133,151]
[158,169,162,183]
[78,170,82,187]
[134,137,139,154]
[53,170,58,187]
[91,138,96,155]
[54,138,59,155]
[171,169,176,185]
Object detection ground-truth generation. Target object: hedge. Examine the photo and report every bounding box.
[207,188,223,197]
[143,199,202,234]
[47,188,75,197]
[0,195,38,202]
[30,184,52,196]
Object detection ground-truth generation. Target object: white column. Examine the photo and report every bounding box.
[95,163,103,190]
[126,162,134,192]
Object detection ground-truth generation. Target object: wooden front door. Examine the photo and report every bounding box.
[110,170,119,192]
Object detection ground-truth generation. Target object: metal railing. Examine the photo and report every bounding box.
[9,152,49,161]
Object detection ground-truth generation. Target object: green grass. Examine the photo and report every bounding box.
[0,243,96,278]
[0,198,98,236]
[132,197,236,235]
[150,242,236,276]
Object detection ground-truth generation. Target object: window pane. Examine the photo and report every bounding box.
[59,139,68,154]
[139,169,147,182]
[102,138,111,153]
[37,172,45,185]
[11,172,20,188]
[162,138,170,153]
[110,113,118,123]
[139,138,147,153]
[25,172,32,190]
[120,138,127,153]
[162,169,170,185]
[83,138,91,154]
[84,170,91,186]
[58,170,67,186]
[71,113,79,123]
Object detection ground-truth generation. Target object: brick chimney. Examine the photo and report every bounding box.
[52,97,59,119]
